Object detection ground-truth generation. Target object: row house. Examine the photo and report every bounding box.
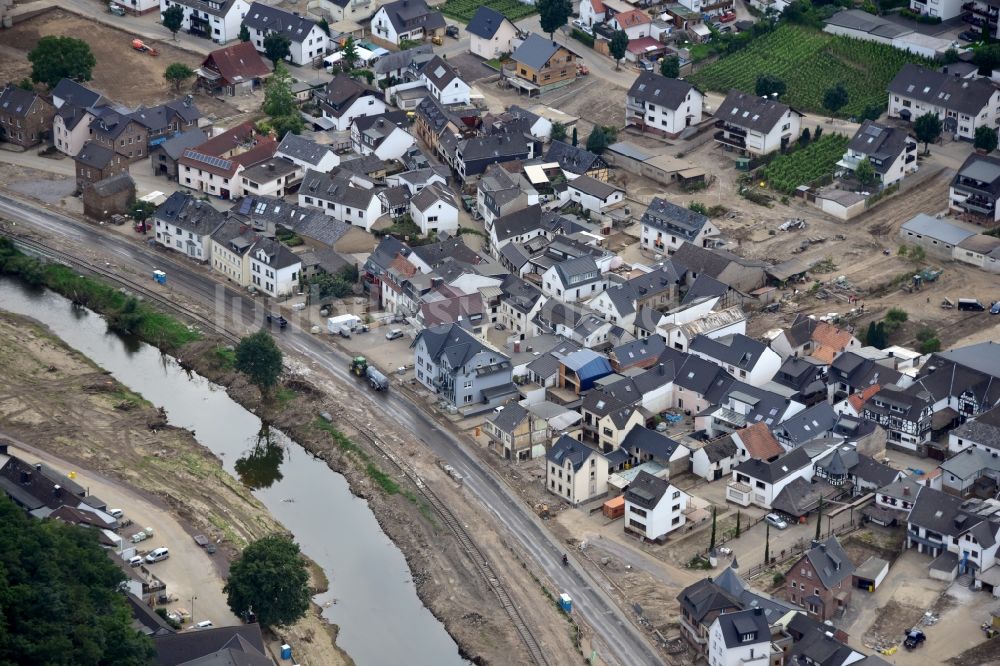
[0,84,54,149]
[54,102,99,157]
[152,191,226,261]
[783,537,855,622]
[74,141,128,191]
[677,578,742,656]
[421,56,471,106]
[455,133,533,183]
[276,132,340,183]
[545,140,609,180]
[298,168,383,231]
[688,333,781,387]
[546,435,609,505]
[158,0,250,44]
[727,446,813,509]
[477,164,538,232]
[625,72,704,138]
[962,0,1000,39]
[541,255,606,304]
[243,2,328,67]
[483,403,548,461]
[949,404,1000,456]
[714,91,802,157]
[178,137,277,199]
[887,63,1000,142]
[588,266,682,331]
[351,111,414,161]
[90,108,147,161]
[950,152,1000,225]
[131,98,202,147]
[708,608,772,666]
[498,275,546,337]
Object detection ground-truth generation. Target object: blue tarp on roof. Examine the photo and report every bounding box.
[559,349,613,390]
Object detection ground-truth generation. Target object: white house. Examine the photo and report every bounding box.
[152,191,226,262]
[53,104,97,157]
[714,91,802,156]
[608,8,652,39]
[275,132,340,179]
[371,0,446,45]
[640,197,720,254]
[949,405,1000,455]
[159,0,250,44]
[298,168,383,231]
[240,157,298,198]
[567,175,625,213]
[351,111,415,160]
[242,2,328,67]
[727,447,813,509]
[691,437,741,482]
[409,181,458,235]
[541,256,607,303]
[317,74,388,132]
[689,334,782,387]
[708,609,772,666]
[546,435,609,505]
[466,6,519,60]
[420,56,471,105]
[888,64,1000,142]
[177,137,278,200]
[248,237,301,297]
[837,120,917,187]
[579,0,606,26]
[907,0,964,20]
[626,72,704,138]
[623,470,689,542]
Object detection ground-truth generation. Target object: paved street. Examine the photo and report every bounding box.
[0,191,663,666]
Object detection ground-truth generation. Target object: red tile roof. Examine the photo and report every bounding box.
[735,422,784,460]
[193,120,257,157]
[202,41,271,86]
[614,8,651,28]
[848,384,881,413]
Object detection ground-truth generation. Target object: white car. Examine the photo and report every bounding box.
[765,513,789,530]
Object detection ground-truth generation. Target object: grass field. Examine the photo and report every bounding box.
[762,133,851,194]
[439,0,536,22]
[689,25,932,118]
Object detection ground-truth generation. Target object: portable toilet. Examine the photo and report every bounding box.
[152,270,166,284]
[559,593,572,613]
[280,644,292,660]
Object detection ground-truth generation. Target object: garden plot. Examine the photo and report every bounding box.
[762,133,851,194]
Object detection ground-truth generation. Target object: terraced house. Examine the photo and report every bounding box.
[887,63,1000,142]
[0,84,53,149]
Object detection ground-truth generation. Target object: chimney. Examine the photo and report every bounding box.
[19,470,31,484]
[268,163,275,171]
[514,341,521,353]
[753,607,763,616]
[903,485,911,496]
[53,484,61,498]
[35,463,42,471]
[658,362,665,376]
[810,539,821,549]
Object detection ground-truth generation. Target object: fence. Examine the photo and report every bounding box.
[739,521,863,582]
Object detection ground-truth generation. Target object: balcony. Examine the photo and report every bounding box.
[906,154,916,164]
[714,119,747,137]
[715,130,747,149]
[837,154,861,171]
[958,197,996,215]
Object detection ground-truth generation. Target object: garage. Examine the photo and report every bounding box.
[853,556,889,592]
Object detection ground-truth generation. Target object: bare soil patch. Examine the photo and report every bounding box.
[863,599,925,650]
[0,9,203,107]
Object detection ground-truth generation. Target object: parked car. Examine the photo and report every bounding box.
[386,328,404,340]
[958,298,986,311]
[573,18,586,29]
[639,59,654,71]
[991,301,1000,315]
[446,25,459,38]
[959,30,981,42]
[266,313,288,329]
[108,508,124,519]
[145,547,170,563]
[128,555,143,567]
[719,10,737,21]
[904,629,926,649]
[765,513,788,530]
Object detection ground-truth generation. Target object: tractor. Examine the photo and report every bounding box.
[350,356,368,377]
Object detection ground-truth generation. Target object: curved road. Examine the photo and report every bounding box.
[0,193,662,666]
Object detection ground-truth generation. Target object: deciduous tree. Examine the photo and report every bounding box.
[975,125,998,153]
[822,82,849,116]
[913,112,942,154]
[660,56,680,78]
[264,32,292,66]
[538,0,572,39]
[164,62,195,93]
[263,62,303,137]
[235,329,283,394]
[755,73,786,99]
[551,121,567,142]
[162,4,184,41]
[239,23,251,42]
[28,36,96,88]
[609,30,628,71]
[854,157,876,186]
[224,535,310,628]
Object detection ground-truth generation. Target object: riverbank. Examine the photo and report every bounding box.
[0,241,538,664]
[0,310,351,666]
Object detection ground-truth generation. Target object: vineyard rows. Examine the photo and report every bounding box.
[762,134,851,194]
[439,0,537,22]
[689,25,932,118]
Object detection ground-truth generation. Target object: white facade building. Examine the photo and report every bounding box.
[248,238,301,297]
[243,2,329,67]
[623,471,689,541]
[159,0,250,44]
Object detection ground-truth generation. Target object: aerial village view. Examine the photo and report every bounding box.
[2,0,1000,663]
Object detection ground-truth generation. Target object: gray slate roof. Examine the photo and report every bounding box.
[512,33,562,71]
[569,175,621,200]
[676,578,741,624]
[244,2,319,44]
[90,172,135,197]
[641,197,709,242]
[421,55,462,91]
[716,90,799,133]
[75,141,117,169]
[715,608,769,649]
[374,44,434,75]
[157,129,209,160]
[733,446,811,484]
[300,168,378,209]
[0,85,44,119]
[888,63,998,116]
[624,470,671,510]
[628,71,697,110]
[546,434,597,472]
[488,402,529,433]
[411,181,456,212]
[699,436,740,463]
[51,79,102,109]
[378,0,446,35]
[155,191,226,236]
[621,426,683,460]
[847,120,913,175]
[466,6,513,39]
[414,321,497,368]
[824,9,911,38]
[951,404,1000,449]
[803,536,855,589]
[545,141,605,175]
[689,333,769,370]
[277,133,333,167]
[952,152,1000,197]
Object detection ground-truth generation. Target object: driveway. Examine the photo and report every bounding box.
[2,437,239,628]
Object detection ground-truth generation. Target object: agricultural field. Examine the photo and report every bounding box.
[762,133,850,194]
[689,25,932,118]
[439,0,537,22]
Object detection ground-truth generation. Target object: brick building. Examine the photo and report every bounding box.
[82,172,136,219]
[783,536,855,622]
[74,141,128,191]
[0,84,54,148]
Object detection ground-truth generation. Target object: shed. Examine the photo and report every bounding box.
[603,495,625,519]
[852,556,889,591]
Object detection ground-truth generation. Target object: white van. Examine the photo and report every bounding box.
[145,547,170,563]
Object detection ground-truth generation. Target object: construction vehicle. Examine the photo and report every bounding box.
[349,356,389,391]
[131,39,159,56]
[431,34,444,46]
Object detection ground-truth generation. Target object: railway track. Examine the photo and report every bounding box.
[1,230,239,343]
[348,420,550,666]
[3,229,551,666]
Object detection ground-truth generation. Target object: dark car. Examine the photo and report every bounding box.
[904,629,926,650]
[266,313,288,329]
[959,30,981,42]
[992,301,1000,315]
[446,25,459,38]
